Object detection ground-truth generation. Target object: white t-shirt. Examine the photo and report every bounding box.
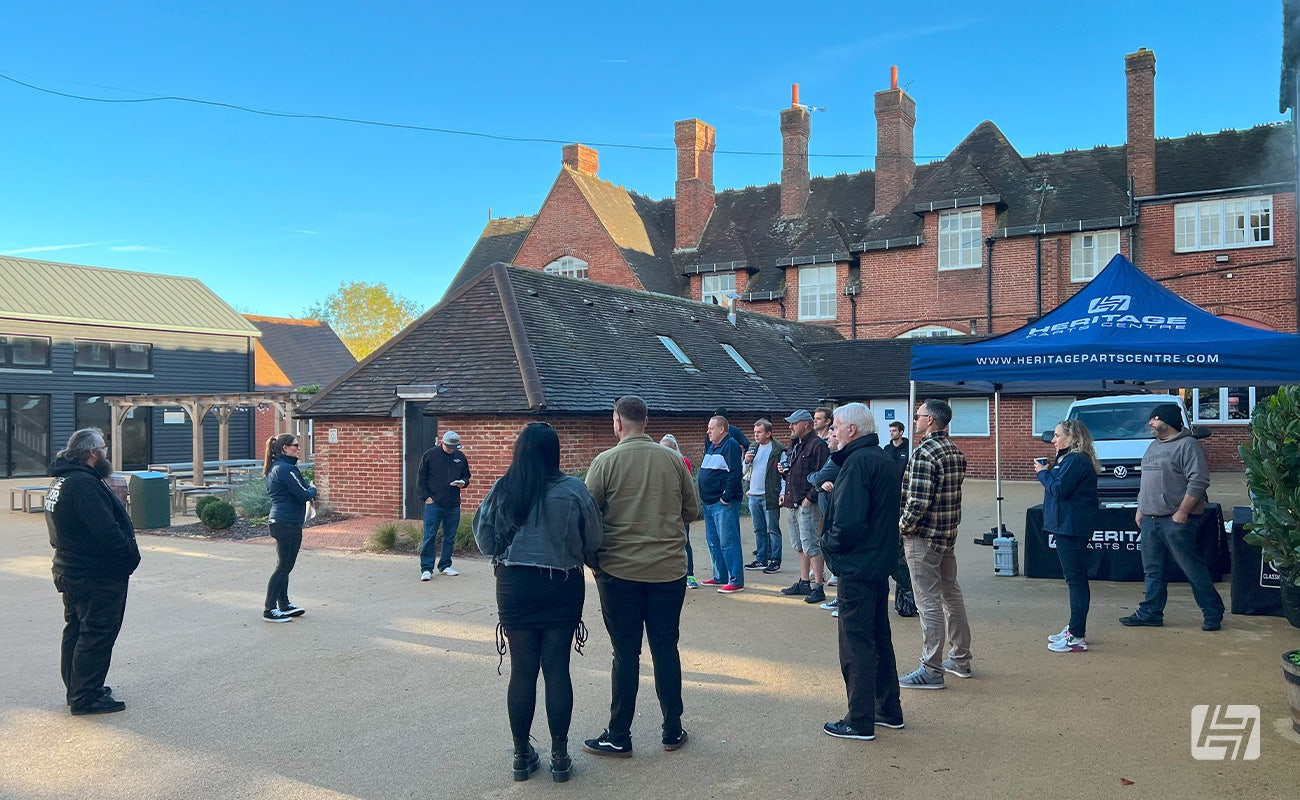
[748,443,771,496]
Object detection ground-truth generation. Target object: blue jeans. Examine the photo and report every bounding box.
[684,525,694,577]
[1136,514,1224,623]
[748,496,782,564]
[1053,533,1090,638]
[421,503,460,572]
[703,500,743,586]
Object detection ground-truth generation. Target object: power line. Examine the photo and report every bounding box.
[0,71,951,161]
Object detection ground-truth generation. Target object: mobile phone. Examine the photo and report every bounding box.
[1034,457,1048,467]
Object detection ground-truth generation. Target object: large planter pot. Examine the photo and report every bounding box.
[1284,651,1300,735]
[1282,570,1300,629]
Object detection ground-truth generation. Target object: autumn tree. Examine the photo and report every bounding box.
[305,281,421,359]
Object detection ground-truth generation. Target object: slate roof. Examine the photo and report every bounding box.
[804,338,986,401]
[446,215,535,293]
[299,263,844,418]
[568,169,685,297]
[0,256,260,337]
[244,315,357,391]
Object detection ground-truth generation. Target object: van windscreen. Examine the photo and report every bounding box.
[1071,404,1162,441]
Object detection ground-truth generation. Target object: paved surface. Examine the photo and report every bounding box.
[1,474,1297,800]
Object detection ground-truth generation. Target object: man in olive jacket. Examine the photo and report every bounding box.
[819,403,903,740]
[46,428,141,715]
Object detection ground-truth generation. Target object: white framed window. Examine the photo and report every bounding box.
[720,343,756,375]
[1174,195,1273,252]
[798,265,836,320]
[701,273,736,306]
[656,335,697,371]
[1187,386,1272,424]
[948,398,990,436]
[938,209,981,270]
[1032,396,1076,437]
[543,256,589,279]
[898,325,964,338]
[1070,230,1121,282]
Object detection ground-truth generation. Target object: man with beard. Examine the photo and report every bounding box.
[45,428,141,715]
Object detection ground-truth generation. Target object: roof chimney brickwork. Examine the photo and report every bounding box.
[562,143,599,177]
[780,104,811,218]
[874,70,917,215]
[674,118,716,251]
[1125,48,1156,196]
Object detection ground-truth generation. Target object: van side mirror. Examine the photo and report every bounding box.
[1190,424,1212,440]
[1040,431,1053,443]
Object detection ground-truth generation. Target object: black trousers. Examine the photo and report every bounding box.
[265,522,303,611]
[595,573,686,737]
[837,576,901,733]
[55,574,129,707]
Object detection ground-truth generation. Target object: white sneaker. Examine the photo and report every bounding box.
[1047,625,1071,644]
[420,570,433,581]
[827,575,838,586]
[1048,634,1088,653]
[831,610,839,618]
[441,567,459,576]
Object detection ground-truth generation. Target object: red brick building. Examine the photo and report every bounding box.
[308,48,1294,515]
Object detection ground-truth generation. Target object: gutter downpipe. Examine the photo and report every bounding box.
[985,237,996,334]
[1034,234,1043,318]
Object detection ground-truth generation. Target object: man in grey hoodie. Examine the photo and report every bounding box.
[1119,402,1224,631]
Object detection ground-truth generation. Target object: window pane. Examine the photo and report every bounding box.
[116,343,150,371]
[948,398,989,436]
[1226,387,1251,420]
[798,265,835,319]
[9,336,50,367]
[702,273,735,306]
[7,394,51,476]
[1195,387,1223,422]
[74,341,113,369]
[1032,397,1075,437]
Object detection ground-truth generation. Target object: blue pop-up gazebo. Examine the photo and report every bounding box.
[910,254,1300,529]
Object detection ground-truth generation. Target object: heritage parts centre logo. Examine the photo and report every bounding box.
[1190,705,1261,760]
[1027,294,1189,338]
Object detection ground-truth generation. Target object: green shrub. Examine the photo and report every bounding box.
[194,495,223,518]
[400,521,423,550]
[366,522,399,551]
[299,465,315,484]
[234,478,271,518]
[198,498,237,530]
[1241,385,1300,585]
[455,514,476,553]
[366,520,424,552]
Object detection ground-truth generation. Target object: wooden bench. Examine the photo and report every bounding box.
[9,486,49,513]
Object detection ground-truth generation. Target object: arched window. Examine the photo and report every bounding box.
[897,325,964,338]
[543,256,589,279]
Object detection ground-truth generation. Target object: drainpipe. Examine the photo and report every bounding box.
[778,297,786,320]
[1034,234,1043,318]
[849,293,858,340]
[985,237,996,334]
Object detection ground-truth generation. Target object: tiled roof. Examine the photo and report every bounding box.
[300,263,844,418]
[804,338,986,400]
[0,256,260,336]
[244,315,358,390]
[446,215,535,293]
[1151,124,1295,196]
[567,169,684,296]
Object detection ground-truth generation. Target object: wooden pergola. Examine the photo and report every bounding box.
[104,392,303,485]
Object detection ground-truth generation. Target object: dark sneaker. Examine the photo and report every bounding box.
[895,588,917,617]
[1202,619,1222,631]
[781,579,811,596]
[279,603,306,617]
[762,561,782,574]
[1118,613,1163,627]
[70,696,126,715]
[874,706,905,729]
[263,608,292,623]
[805,584,827,604]
[662,728,689,751]
[744,560,767,571]
[583,730,633,758]
[823,720,874,741]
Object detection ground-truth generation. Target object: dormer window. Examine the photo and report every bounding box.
[702,273,736,305]
[543,256,589,279]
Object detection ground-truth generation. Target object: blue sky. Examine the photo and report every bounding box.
[0,2,1287,318]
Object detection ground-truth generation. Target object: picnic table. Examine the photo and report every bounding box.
[9,485,49,513]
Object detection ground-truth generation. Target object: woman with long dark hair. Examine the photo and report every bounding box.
[473,422,603,782]
[1036,419,1101,653]
[262,433,315,623]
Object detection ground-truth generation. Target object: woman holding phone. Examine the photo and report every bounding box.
[1035,420,1101,653]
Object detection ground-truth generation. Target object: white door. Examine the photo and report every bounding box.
[868,399,910,444]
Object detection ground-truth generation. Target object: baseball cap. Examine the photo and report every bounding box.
[784,410,814,423]
[442,431,462,448]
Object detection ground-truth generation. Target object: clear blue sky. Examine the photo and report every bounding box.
[0,1,1287,318]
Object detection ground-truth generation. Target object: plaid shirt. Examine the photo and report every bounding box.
[899,431,967,553]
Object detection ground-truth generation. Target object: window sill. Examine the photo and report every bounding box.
[72,371,155,378]
[937,264,981,272]
[0,366,53,373]
[1173,242,1272,254]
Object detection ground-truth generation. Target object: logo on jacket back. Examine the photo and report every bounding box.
[1028,293,1186,337]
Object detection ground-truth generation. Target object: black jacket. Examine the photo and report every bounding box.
[46,460,141,580]
[417,446,472,508]
[882,438,909,481]
[821,433,901,582]
[266,454,317,524]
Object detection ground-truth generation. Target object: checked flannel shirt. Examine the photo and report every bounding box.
[899,430,967,553]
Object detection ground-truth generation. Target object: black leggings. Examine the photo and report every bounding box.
[265,522,303,611]
[505,627,576,744]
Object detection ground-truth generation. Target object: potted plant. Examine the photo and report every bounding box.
[1239,385,1300,628]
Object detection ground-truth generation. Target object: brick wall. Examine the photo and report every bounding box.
[312,419,404,518]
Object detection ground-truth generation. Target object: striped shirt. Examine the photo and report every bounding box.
[899,431,967,553]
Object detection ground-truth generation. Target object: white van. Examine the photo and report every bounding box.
[1047,395,1207,500]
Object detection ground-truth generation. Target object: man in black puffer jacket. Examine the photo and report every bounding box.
[819,403,903,741]
[46,428,141,715]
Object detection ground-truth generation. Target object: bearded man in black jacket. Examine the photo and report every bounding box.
[819,403,903,741]
[46,428,141,715]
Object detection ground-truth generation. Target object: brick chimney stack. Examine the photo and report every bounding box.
[874,66,916,215]
[1125,48,1156,197]
[674,118,716,251]
[562,143,599,177]
[780,84,811,218]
